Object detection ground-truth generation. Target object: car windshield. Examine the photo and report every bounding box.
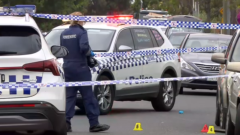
[183,36,232,53]
[169,34,187,47]
[167,27,202,37]
[45,28,115,52]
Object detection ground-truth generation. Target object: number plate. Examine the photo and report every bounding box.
[207,78,217,81]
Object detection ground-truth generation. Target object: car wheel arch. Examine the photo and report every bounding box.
[96,69,116,93]
[161,66,177,78]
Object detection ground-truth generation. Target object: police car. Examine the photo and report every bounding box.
[0,5,67,135]
[45,15,181,115]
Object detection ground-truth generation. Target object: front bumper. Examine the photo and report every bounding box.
[181,69,217,90]
[0,101,65,132]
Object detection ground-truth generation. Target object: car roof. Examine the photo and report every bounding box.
[189,33,232,38]
[52,22,158,31]
[0,16,38,28]
[170,32,200,35]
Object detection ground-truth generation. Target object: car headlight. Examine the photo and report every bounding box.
[180,58,196,71]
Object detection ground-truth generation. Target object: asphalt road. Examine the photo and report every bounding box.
[69,89,224,135]
[0,89,224,135]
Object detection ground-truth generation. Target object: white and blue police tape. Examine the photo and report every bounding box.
[0,74,237,88]
[2,12,240,30]
[93,46,228,57]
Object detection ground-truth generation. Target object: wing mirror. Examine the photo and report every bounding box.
[211,53,226,64]
[227,62,240,72]
[118,45,133,52]
[51,45,69,58]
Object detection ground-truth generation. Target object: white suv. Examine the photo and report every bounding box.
[0,15,68,134]
[45,20,181,115]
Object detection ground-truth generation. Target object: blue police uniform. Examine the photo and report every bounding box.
[60,24,101,130]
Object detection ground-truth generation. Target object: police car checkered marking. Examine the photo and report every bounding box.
[91,53,177,74]
[0,75,42,95]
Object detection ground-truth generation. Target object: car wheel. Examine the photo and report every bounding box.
[94,75,114,115]
[225,107,235,135]
[76,101,86,114]
[234,104,240,134]
[215,90,220,126]
[220,103,227,129]
[179,87,183,94]
[151,73,176,111]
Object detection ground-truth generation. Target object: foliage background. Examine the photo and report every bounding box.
[0,0,239,32]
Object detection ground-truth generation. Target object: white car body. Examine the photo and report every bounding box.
[46,22,181,115]
[0,15,66,134]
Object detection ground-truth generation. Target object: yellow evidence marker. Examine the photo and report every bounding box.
[133,123,143,131]
[207,126,215,134]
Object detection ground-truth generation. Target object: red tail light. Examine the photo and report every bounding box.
[23,59,60,76]
[0,104,35,108]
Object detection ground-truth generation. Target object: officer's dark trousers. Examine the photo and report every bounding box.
[63,62,100,128]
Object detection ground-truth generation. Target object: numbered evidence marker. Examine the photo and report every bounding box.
[133,123,143,131]
[201,124,208,133]
[207,126,215,134]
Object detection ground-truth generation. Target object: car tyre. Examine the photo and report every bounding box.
[225,107,235,135]
[76,102,86,114]
[215,93,220,126]
[179,87,183,94]
[234,104,240,134]
[219,103,227,129]
[151,73,176,111]
[94,75,115,115]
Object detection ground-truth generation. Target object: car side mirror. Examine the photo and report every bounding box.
[51,45,69,58]
[211,53,226,64]
[227,62,240,72]
[118,45,133,52]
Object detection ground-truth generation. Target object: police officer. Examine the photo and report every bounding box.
[60,11,110,132]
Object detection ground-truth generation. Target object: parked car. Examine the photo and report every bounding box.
[0,8,68,135]
[168,32,199,48]
[165,15,203,38]
[178,33,232,94]
[45,17,182,115]
[212,30,240,135]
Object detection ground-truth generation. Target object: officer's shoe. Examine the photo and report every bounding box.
[66,122,72,132]
[89,124,110,132]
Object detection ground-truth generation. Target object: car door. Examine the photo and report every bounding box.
[114,28,143,95]
[220,32,237,109]
[130,28,162,93]
[228,33,240,122]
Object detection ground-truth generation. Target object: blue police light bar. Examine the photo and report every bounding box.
[0,5,36,15]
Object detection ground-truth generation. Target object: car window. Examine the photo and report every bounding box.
[225,31,237,59]
[115,29,134,50]
[0,26,41,55]
[45,29,65,48]
[183,37,231,53]
[231,35,240,62]
[131,28,154,50]
[169,34,187,47]
[150,29,164,47]
[46,28,115,52]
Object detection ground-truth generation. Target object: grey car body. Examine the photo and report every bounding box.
[179,33,232,94]
[212,29,240,135]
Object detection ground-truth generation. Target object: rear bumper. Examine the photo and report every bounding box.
[0,101,65,132]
